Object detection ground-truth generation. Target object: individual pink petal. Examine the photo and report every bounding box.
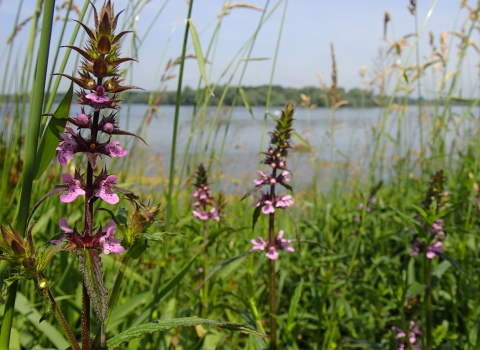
[262,200,275,214]
[95,175,119,204]
[59,218,73,233]
[60,173,85,203]
[266,246,278,260]
[100,220,124,254]
[105,140,127,157]
[251,237,267,251]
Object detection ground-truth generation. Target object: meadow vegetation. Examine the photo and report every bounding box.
[1,0,480,349]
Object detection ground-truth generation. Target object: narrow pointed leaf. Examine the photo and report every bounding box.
[239,88,254,120]
[27,185,68,225]
[187,19,214,96]
[195,252,251,292]
[78,249,108,344]
[252,206,262,231]
[34,84,73,180]
[106,317,268,349]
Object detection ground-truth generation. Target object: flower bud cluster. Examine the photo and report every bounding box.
[392,320,422,350]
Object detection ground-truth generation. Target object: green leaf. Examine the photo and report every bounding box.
[286,279,303,333]
[34,83,73,180]
[15,292,70,349]
[156,249,201,301]
[106,317,268,349]
[78,249,108,345]
[406,281,426,299]
[187,19,213,96]
[432,260,451,288]
[439,252,469,280]
[252,206,262,231]
[239,88,254,120]
[194,251,251,292]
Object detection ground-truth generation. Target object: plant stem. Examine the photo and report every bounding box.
[425,256,433,350]
[269,168,277,350]
[82,282,91,350]
[45,288,81,350]
[166,0,194,229]
[0,1,55,348]
[202,218,209,318]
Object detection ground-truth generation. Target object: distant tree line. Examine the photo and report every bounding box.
[117,85,379,108]
[43,85,440,108]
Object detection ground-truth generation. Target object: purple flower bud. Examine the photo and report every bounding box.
[103,122,114,133]
[77,113,89,126]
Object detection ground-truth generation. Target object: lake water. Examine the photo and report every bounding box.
[67,104,480,186]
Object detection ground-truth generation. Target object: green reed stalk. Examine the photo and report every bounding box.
[268,169,277,350]
[424,255,433,350]
[0,1,56,349]
[43,0,73,110]
[346,0,439,281]
[166,0,194,229]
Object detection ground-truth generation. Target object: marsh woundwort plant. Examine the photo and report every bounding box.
[244,103,295,349]
[0,2,267,349]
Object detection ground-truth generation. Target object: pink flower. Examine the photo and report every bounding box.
[277,230,294,252]
[56,127,78,166]
[60,173,85,203]
[276,193,293,208]
[86,86,109,104]
[262,200,275,214]
[277,171,290,183]
[193,208,209,220]
[103,122,114,133]
[251,237,267,251]
[105,140,127,157]
[266,246,279,260]
[426,241,443,259]
[51,218,73,244]
[99,220,124,254]
[254,171,270,186]
[76,113,89,126]
[209,208,220,222]
[95,175,119,204]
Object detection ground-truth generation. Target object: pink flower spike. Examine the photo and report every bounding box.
[103,122,114,133]
[251,237,267,251]
[105,140,127,158]
[95,175,119,204]
[100,220,124,254]
[86,85,109,104]
[77,113,89,125]
[60,173,85,203]
[266,246,278,260]
[276,193,293,208]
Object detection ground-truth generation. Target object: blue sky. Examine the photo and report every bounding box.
[0,0,476,95]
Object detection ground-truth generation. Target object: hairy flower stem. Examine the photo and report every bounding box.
[45,288,81,350]
[81,77,103,349]
[82,282,91,350]
[92,258,129,349]
[268,170,277,349]
[202,219,209,318]
[425,256,433,350]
